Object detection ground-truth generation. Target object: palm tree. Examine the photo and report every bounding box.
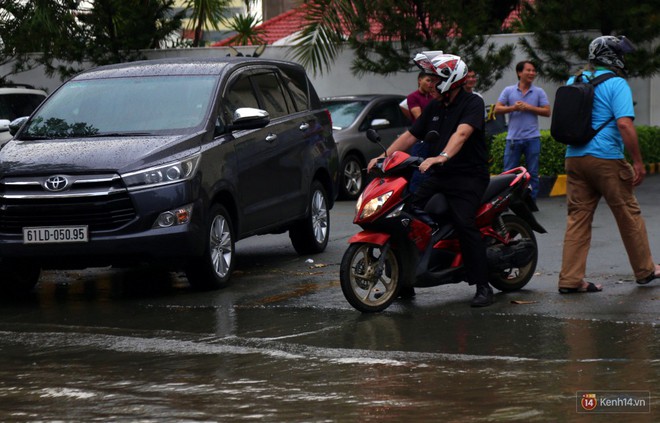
[224,13,265,46]
[289,0,520,91]
[185,0,232,47]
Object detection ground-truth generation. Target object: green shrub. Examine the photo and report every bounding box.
[489,126,660,175]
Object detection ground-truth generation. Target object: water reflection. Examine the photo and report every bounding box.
[0,283,657,421]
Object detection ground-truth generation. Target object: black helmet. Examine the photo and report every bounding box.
[588,35,636,73]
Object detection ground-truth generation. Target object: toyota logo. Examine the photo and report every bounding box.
[44,175,69,192]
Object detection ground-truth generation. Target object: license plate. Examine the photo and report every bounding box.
[23,226,89,244]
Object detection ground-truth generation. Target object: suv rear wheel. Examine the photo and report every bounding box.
[289,181,329,254]
[186,204,235,290]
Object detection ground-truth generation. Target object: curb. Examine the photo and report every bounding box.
[539,164,660,198]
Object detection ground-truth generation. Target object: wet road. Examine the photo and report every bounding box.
[0,176,659,422]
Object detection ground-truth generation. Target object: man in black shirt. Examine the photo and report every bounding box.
[368,53,492,307]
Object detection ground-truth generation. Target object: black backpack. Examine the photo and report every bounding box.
[550,72,616,146]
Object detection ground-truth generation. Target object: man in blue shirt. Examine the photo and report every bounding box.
[558,35,660,294]
[495,61,551,201]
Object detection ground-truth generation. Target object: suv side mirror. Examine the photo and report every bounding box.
[226,107,270,131]
[0,119,10,133]
[9,116,29,136]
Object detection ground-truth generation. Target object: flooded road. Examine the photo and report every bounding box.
[1,177,659,421]
[0,272,657,422]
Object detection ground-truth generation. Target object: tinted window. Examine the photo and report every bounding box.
[251,72,289,119]
[0,94,45,121]
[279,68,309,112]
[360,100,409,131]
[225,74,260,120]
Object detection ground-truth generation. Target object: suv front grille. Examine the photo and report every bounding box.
[0,174,136,234]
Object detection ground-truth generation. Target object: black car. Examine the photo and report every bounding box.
[0,57,338,294]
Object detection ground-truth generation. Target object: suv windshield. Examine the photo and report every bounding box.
[22,76,218,138]
[322,100,368,130]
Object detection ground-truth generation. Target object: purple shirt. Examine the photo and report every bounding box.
[407,90,433,122]
[497,83,549,140]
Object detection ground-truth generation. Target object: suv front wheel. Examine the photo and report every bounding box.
[186,204,235,290]
[289,181,330,254]
[1,258,41,296]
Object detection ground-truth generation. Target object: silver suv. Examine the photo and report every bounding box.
[0,84,47,146]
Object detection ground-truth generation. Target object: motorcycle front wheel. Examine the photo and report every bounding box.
[340,242,403,313]
[489,214,538,292]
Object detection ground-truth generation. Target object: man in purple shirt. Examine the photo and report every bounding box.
[495,61,551,201]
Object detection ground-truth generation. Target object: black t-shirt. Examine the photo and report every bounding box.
[409,90,488,177]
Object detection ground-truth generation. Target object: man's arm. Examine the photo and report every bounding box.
[409,106,423,120]
[418,123,474,173]
[367,131,417,172]
[493,101,513,115]
[618,116,646,186]
[517,102,551,117]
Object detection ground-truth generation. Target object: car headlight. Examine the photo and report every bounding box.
[121,155,200,191]
[359,191,393,220]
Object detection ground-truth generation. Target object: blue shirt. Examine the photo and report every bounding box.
[565,70,634,159]
[497,83,550,140]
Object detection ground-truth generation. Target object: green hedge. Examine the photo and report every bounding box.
[489,126,660,175]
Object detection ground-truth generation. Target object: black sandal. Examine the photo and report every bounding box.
[636,272,658,285]
[558,282,602,294]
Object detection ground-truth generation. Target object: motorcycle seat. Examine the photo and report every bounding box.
[481,174,517,202]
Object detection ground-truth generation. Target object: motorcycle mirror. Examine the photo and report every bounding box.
[366,128,389,157]
[366,128,381,143]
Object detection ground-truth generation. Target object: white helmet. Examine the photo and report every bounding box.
[413,50,444,75]
[413,52,468,94]
[431,54,469,94]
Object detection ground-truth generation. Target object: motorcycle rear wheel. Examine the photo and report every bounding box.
[340,242,403,313]
[489,214,538,292]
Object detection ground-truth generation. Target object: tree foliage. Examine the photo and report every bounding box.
[514,0,660,82]
[289,0,520,91]
[0,0,184,83]
[185,0,232,47]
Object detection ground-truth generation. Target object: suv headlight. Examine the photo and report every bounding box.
[121,155,200,191]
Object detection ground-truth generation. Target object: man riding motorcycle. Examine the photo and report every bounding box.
[367,53,493,307]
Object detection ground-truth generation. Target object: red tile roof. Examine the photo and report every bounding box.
[212,6,309,46]
[502,0,534,30]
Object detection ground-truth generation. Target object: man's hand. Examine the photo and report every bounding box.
[632,161,646,186]
[367,157,382,173]
[419,155,447,173]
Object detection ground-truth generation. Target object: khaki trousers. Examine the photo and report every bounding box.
[558,156,655,288]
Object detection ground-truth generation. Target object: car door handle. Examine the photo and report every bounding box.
[265,133,277,143]
[299,122,310,131]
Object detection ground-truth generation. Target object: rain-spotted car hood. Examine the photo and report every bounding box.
[0,133,203,175]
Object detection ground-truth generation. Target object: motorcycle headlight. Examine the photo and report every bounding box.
[359,191,393,220]
[121,155,200,191]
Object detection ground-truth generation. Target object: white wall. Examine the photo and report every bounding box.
[3,33,657,128]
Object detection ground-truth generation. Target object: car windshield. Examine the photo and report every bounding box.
[0,93,46,121]
[22,75,218,139]
[322,100,368,130]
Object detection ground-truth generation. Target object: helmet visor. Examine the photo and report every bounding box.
[618,36,636,54]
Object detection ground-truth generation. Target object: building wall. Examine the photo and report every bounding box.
[173,0,261,44]
[3,34,658,128]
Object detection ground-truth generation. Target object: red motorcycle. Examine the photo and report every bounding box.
[340,129,546,312]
